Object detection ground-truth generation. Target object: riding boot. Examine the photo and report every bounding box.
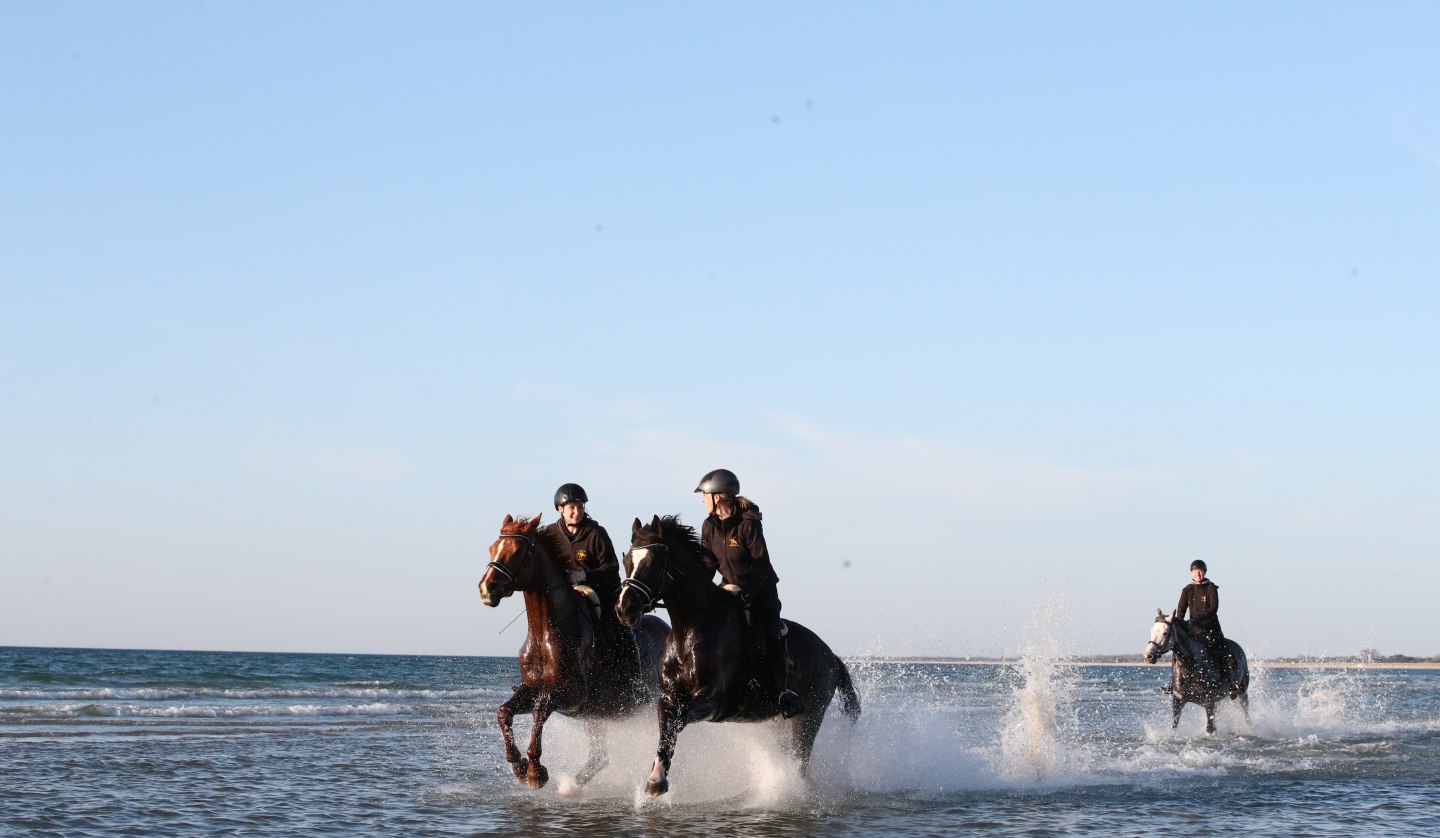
[768,634,802,719]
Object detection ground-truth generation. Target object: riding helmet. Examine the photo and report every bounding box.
[554,483,588,509]
[694,468,740,495]
[1190,559,1208,573]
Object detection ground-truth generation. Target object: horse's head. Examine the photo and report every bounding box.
[1144,608,1173,664]
[478,513,544,606]
[617,515,670,627]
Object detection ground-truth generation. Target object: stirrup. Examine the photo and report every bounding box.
[778,689,803,719]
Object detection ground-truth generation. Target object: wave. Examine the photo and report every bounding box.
[0,686,502,702]
[2,702,413,720]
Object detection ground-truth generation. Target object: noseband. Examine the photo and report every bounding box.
[486,532,536,585]
[620,541,673,611]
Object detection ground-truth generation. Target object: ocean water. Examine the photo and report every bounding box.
[2,645,1438,836]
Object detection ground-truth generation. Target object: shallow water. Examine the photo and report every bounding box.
[2,646,1438,836]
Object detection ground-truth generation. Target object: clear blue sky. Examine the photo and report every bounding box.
[3,3,1437,659]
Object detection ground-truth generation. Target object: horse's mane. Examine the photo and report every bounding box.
[504,515,564,565]
[651,515,704,557]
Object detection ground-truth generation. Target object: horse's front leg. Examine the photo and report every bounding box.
[1203,702,1217,735]
[646,692,688,797]
[497,686,537,783]
[523,692,556,789]
[571,718,609,789]
[1171,695,1183,730]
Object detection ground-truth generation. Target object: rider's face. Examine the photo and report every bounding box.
[1192,568,1206,583]
[560,502,585,526]
[701,492,717,515]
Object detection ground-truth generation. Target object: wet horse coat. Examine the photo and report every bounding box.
[478,514,669,789]
[616,515,860,796]
[1144,609,1250,734]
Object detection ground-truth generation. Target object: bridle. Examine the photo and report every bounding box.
[620,540,678,612]
[486,531,537,588]
[1145,618,1173,663]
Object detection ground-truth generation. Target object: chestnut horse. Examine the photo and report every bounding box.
[1144,609,1250,734]
[616,515,860,797]
[478,514,669,790]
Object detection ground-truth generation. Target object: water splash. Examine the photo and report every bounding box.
[994,599,1082,783]
[477,634,1435,807]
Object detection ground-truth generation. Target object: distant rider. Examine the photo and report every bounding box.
[1175,559,1240,696]
[540,483,638,673]
[695,468,802,718]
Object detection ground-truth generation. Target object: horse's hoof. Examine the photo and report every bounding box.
[527,764,549,789]
[511,759,530,783]
[645,779,669,797]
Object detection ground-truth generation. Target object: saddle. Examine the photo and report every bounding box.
[720,584,787,636]
[571,583,602,622]
[557,566,603,622]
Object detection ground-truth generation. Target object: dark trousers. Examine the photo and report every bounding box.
[745,588,789,692]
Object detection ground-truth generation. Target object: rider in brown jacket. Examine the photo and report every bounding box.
[695,468,801,718]
[1175,559,1240,696]
[541,483,638,674]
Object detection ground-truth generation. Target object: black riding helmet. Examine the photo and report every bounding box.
[1190,560,1208,573]
[554,483,588,509]
[693,468,740,495]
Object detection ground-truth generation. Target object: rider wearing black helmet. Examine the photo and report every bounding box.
[694,469,802,718]
[1175,559,1240,696]
[540,483,636,670]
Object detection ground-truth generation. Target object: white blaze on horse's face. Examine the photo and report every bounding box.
[478,540,507,606]
[629,546,652,577]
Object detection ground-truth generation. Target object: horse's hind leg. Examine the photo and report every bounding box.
[1171,696,1183,730]
[1204,702,1217,735]
[497,687,537,783]
[790,710,825,779]
[572,718,609,789]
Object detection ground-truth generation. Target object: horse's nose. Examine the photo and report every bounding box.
[479,581,497,607]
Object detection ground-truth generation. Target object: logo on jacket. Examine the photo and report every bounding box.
[728,537,740,548]
[577,550,589,563]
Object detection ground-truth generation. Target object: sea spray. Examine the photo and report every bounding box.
[994,599,1082,783]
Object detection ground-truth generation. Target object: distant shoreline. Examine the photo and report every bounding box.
[857,657,1440,671]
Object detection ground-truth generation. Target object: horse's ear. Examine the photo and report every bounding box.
[525,514,542,533]
[632,518,643,535]
[651,514,663,535]
[1156,608,1163,618]
[503,514,514,527]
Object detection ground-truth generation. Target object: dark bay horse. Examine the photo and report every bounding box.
[616,515,861,797]
[1144,609,1250,734]
[478,514,669,790]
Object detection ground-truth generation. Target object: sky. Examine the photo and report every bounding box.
[3,3,1438,660]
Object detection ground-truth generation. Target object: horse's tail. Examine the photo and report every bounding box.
[834,657,861,722]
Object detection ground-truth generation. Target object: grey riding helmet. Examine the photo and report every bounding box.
[694,469,740,495]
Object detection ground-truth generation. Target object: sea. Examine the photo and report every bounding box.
[2,644,1438,837]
